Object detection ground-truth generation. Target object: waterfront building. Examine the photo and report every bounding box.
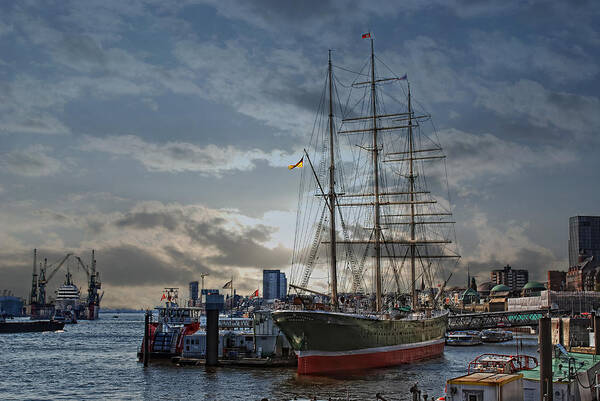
[262,270,287,300]
[521,281,546,297]
[476,281,493,299]
[508,289,600,313]
[490,264,528,291]
[568,216,600,268]
[566,256,598,291]
[189,281,199,302]
[279,272,287,300]
[489,284,510,312]
[547,270,566,291]
[0,293,24,316]
[201,288,219,305]
[460,288,479,305]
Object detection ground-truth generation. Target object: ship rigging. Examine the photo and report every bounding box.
[288,36,460,312]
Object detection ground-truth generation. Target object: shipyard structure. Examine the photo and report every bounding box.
[28,249,103,321]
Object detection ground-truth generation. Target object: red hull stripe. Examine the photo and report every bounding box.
[297,338,444,375]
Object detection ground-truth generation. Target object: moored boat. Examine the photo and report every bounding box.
[274,310,447,374]
[445,331,482,346]
[273,34,460,375]
[480,329,513,343]
[467,353,537,374]
[0,318,65,333]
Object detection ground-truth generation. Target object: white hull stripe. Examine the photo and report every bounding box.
[296,337,445,358]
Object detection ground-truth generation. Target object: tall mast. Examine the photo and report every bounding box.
[328,50,338,308]
[408,83,417,310]
[370,39,382,312]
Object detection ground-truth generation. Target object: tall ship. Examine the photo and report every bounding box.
[272,35,460,375]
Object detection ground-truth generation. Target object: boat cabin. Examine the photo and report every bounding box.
[156,306,203,325]
[446,373,523,401]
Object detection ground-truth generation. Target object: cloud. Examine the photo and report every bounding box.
[197,0,401,39]
[0,76,75,135]
[438,128,575,189]
[0,200,292,304]
[79,134,295,175]
[0,145,63,177]
[469,31,598,83]
[114,210,183,231]
[475,80,600,139]
[172,39,320,134]
[458,211,564,282]
[0,20,14,37]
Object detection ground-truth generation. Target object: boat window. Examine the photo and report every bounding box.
[465,391,483,401]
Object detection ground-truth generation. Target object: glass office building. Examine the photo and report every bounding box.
[263,270,287,300]
[569,216,600,268]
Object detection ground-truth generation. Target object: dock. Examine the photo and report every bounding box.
[172,356,297,368]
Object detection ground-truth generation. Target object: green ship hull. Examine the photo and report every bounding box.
[272,310,448,374]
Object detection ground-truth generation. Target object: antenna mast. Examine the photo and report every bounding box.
[328,50,338,308]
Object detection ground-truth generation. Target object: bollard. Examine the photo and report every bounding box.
[539,317,553,401]
[410,383,420,401]
[558,318,564,346]
[143,310,150,367]
[594,313,600,355]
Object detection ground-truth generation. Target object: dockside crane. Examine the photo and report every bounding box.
[29,249,38,305]
[37,253,73,305]
[75,250,102,320]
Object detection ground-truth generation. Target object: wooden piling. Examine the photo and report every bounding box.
[592,313,600,355]
[539,316,552,401]
[206,308,219,366]
[143,310,150,367]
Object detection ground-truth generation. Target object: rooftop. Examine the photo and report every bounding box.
[491,284,511,292]
[523,281,546,290]
[447,372,522,386]
[520,351,600,383]
[461,288,479,298]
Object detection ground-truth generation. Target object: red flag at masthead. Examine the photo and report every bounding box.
[362,32,371,39]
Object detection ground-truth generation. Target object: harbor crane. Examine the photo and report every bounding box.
[37,253,73,305]
[200,272,209,292]
[75,250,103,319]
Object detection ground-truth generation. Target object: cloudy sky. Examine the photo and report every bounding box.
[1,0,599,308]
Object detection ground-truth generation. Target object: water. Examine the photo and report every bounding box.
[0,313,538,400]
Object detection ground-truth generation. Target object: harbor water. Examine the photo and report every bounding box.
[0,313,538,400]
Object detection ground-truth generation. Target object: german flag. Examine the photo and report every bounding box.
[288,157,304,170]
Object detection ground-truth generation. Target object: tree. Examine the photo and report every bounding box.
[470,277,477,291]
